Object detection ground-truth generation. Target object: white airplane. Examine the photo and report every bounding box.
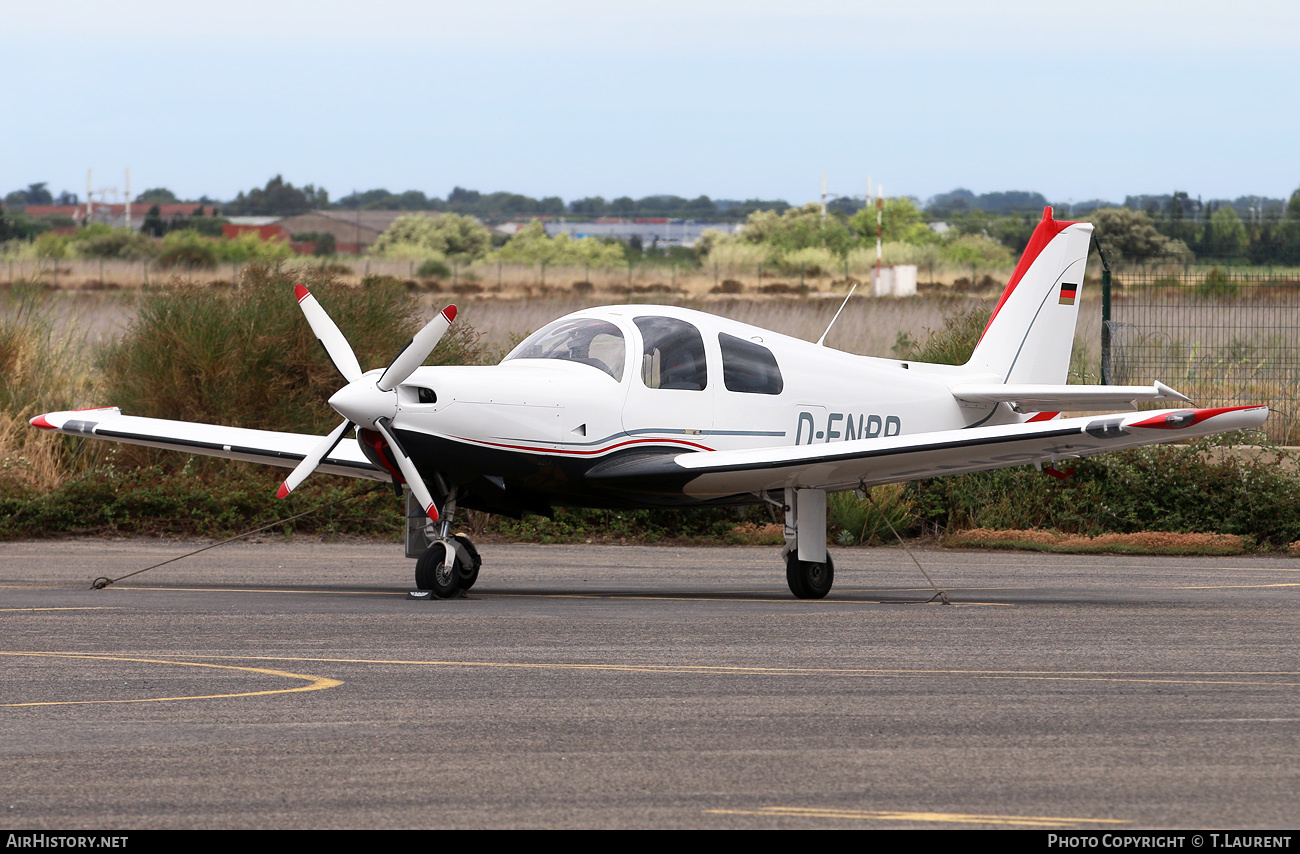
[32,208,1267,599]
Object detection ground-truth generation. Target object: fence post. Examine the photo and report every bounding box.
[1096,234,1112,385]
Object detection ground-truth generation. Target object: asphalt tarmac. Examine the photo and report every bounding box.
[1,539,1297,829]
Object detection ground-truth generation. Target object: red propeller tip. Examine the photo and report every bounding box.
[276,482,291,499]
[425,503,439,522]
[442,305,457,323]
[294,284,310,302]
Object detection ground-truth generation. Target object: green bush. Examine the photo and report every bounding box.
[828,485,914,545]
[892,306,990,364]
[1196,267,1238,297]
[909,438,1300,549]
[99,264,485,444]
[73,224,159,260]
[417,257,451,278]
[156,230,218,269]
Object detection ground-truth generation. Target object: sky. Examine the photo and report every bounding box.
[5,0,1298,208]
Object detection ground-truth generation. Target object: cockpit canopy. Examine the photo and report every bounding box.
[503,318,627,381]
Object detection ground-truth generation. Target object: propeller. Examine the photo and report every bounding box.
[277,285,457,521]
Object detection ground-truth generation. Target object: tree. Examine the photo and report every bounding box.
[135,187,179,204]
[1087,207,1190,262]
[733,203,855,257]
[1201,206,1248,259]
[4,182,54,209]
[141,204,166,237]
[849,197,937,245]
[568,196,608,217]
[226,175,327,216]
[370,213,492,263]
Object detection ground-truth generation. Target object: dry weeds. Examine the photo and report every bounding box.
[945,528,1248,556]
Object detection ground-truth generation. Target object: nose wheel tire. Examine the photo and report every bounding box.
[786,551,834,599]
[415,536,482,597]
[416,542,459,598]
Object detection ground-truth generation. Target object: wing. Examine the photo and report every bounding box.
[949,381,1190,412]
[585,406,1268,500]
[30,407,384,481]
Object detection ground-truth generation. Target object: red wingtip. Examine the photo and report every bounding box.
[276,482,291,499]
[30,414,55,430]
[294,284,310,302]
[1130,405,1262,430]
[442,304,457,323]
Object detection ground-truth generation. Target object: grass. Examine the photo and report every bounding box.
[0,283,102,490]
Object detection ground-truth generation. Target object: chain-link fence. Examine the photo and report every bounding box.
[1105,267,1300,443]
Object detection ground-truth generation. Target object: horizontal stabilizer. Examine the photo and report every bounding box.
[950,381,1191,412]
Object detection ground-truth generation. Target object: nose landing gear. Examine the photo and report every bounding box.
[407,489,481,598]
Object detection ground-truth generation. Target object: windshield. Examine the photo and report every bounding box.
[504,318,627,381]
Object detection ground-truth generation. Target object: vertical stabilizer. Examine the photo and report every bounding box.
[965,207,1093,384]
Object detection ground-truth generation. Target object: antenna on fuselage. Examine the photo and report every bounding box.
[815,282,857,347]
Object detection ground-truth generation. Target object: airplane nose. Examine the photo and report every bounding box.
[328,380,396,427]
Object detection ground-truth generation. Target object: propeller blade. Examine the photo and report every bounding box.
[373,417,439,522]
[277,418,353,498]
[376,305,457,392]
[295,284,363,383]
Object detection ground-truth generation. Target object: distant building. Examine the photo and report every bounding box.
[542,220,742,248]
[273,210,417,254]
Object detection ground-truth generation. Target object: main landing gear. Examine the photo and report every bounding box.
[781,487,834,600]
[407,488,481,598]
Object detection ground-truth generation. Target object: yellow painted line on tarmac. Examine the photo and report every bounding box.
[0,651,342,707]
[1138,579,1300,587]
[703,806,1128,827]
[181,655,1300,687]
[1140,582,1300,590]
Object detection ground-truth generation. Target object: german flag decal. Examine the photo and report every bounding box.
[1059,282,1078,305]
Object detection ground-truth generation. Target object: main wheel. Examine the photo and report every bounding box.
[453,534,481,590]
[786,551,834,599]
[415,542,460,598]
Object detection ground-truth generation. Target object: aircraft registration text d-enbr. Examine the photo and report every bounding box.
[32,208,1267,598]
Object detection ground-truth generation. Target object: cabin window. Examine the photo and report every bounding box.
[635,316,707,391]
[504,318,626,380]
[719,333,783,395]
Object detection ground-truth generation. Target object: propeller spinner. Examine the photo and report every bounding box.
[278,284,456,522]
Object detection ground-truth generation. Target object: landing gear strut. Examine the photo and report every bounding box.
[407,488,481,598]
[782,487,834,599]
